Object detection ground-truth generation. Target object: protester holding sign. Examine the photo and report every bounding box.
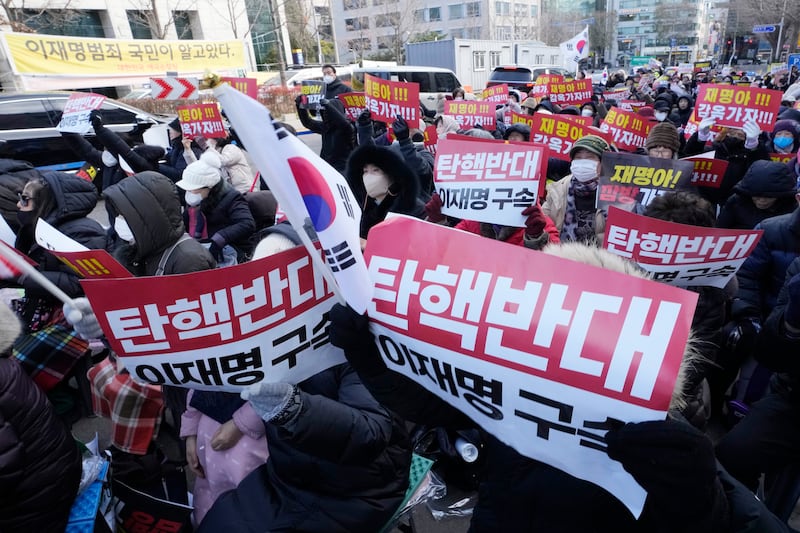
[716,160,798,231]
[344,144,426,239]
[542,134,611,245]
[166,117,203,182]
[295,96,355,174]
[11,171,107,410]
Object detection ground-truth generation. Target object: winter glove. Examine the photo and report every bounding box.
[783,272,800,332]
[208,241,223,262]
[742,119,761,149]
[606,418,727,527]
[722,317,762,357]
[357,109,372,127]
[89,109,103,130]
[63,297,104,340]
[697,117,716,142]
[329,303,386,377]
[424,192,445,223]
[392,115,410,141]
[522,203,546,237]
[319,98,330,108]
[241,382,302,426]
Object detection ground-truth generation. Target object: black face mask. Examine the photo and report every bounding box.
[723,137,744,151]
[17,211,35,227]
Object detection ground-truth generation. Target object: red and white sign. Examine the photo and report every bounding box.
[422,124,438,154]
[151,76,199,100]
[530,114,594,161]
[695,85,782,132]
[364,73,420,124]
[337,92,367,121]
[221,77,258,99]
[444,100,496,130]
[604,207,762,288]
[546,79,593,107]
[481,84,508,103]
[510,111,535,128]
[681,155,728,188]
[56,250,132,279]
[434,137,546,226]
[365,215,699,516]
[80,245,343,391]
[176,103,226,140]
[599,108,653,151]
[598,152,696,211]
[56,92,106,134]
[617,100,647,112]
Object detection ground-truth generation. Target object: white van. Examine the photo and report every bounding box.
[263,65,359,90]
[349,66,464,114]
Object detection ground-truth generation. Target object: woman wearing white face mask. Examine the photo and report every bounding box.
[344,144,427,240]
[542,135,611,245]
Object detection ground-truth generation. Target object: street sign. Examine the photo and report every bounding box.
[670,38,677,48]
[150,77,199,100]
[752,24,777,33]
[788,54,800,69]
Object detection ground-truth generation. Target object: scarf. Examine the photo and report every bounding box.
[560,177,600,245]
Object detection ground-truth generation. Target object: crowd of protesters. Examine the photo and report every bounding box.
[2,61,800,532]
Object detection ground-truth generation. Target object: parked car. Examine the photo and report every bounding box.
[0,91,170,170]
[350,66,464,116]
[485,65,573,92]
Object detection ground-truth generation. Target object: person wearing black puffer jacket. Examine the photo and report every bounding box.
[0,159,39,232]
[717,160,798,230]
[0,302,81,533]
[296,97,355,174]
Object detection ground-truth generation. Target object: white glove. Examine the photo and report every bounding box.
[697,117,716,142]
[742,119,761,149]
[63,297,104,340]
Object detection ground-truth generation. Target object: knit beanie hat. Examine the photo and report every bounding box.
[569,134,610,159]
[646,122,680,153]
[772,119,800,141]
[176,150,222,190]
[168,117,182,133]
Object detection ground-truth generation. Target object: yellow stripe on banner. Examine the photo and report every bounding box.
[2,32,245,76]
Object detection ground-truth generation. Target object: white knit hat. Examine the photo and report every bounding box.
[176,150,222,190]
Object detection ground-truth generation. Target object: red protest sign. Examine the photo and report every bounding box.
[530,114,592,161]
[769,153,794,164]
[680,156,728,188]
[337,92,366,121]
[547,79,593,107]
[560,114,593,127]
[599,108,652,151]
[598,152,695,211]
[444,100,496,130]
[695,85,782,132]
[364,73,420,123]
[537,74,564,85]
[510,111,535,128]
[482,84,509,103]
[604,206,762,289]
[56,250,132,279]
[221,77,258,99]
[176,103,226,139]
[434,137,546,226]
[423,124,438,154]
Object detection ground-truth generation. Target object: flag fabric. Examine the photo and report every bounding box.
[0,241,24,280]
[560,26,590,72]
[212,82,373,313]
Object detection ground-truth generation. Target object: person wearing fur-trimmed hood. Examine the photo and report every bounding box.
[345,144,426,239]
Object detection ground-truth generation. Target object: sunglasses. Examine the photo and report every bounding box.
[17,193,34,207]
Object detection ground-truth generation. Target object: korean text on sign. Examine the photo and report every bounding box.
[695,85,782,132]
[337,92,367,121]
[530,114,590,161]
[604,207,762,289]
[546,79,593,106]
[482,83,509,103]
[80,245,344,392]
[598,152,695,212]
[435,137,545,226]
[176,103,226,140]
[365,215,698,517]
[56,92,106,134]
[599,108,652,151]
[444,100,496,130]
[364,74,420,124]
[680,156,728,189]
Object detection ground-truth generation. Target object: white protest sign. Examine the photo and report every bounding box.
[364,215,699,517]
[56,92,106,134]
[35,218,89,252]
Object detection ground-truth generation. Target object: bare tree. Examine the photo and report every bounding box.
[728,0,800,59]
[1,0,81,33]
[589,9,616,66]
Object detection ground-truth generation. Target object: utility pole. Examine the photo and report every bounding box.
[269,0,287,85]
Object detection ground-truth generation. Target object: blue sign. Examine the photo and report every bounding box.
[752,24,776,33]
[789,54,800,69]
[670,38,677,48]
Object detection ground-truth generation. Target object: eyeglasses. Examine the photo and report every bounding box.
[649,147,673,158]
[17,193,34,207]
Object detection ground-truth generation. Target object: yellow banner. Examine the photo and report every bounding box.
[3,32,245,76]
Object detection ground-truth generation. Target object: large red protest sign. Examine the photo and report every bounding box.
[221,77,258,99]
[547,78,593,107]
[434,137,546,226]
[364,73,420,123]
[680,155,728,188]
[482,84,508,103]
[530,114,592,161]
[80,245,343,392]
[337,91,366,121]
[770,153,794,164]
[599,107,652,151]
[444,100,496,130]
[617,100,647,112]
[510,111,535,128]
[695,85,782,132]
[423,124,438,154]
[176,103,226,139]
[598,152,695,211]
[604,207,762,288]
[365,215,698,516]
